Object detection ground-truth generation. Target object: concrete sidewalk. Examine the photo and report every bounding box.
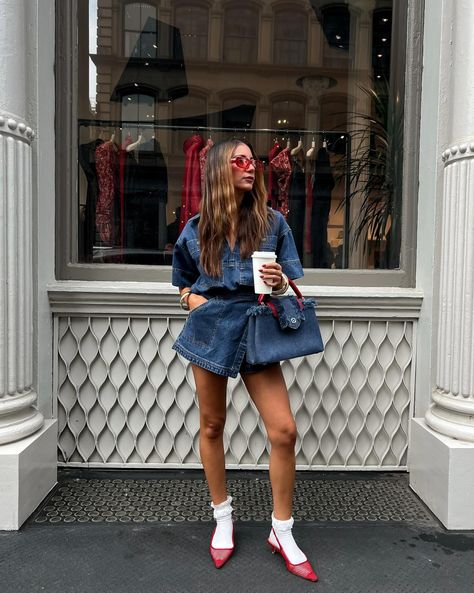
[1,470,474,593]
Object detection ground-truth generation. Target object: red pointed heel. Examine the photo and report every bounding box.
[210,525,234,569]
[268,529,318,582]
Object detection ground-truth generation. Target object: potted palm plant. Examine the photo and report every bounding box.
[337,79,403,269]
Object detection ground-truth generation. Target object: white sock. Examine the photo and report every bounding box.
[211,495,234,549]
[269,514,307,565]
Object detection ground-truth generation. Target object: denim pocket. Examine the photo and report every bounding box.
[260,234,278,251]
[188,297,213,317]
[184,298,224,348]
[239,258,254,285]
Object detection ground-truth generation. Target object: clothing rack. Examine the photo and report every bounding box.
[78,119,351,268]
[79,118,345,137]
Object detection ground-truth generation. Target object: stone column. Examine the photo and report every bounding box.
[0,0,44,445]
[426,142,474,441]
[424,1,474,443]
[410,0,474,529]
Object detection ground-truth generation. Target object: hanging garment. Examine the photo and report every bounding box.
[311,147,335,268]
[95,141,120,246]
[180,134,205,232]
[304,169,313,255]
[78,138,104,261]
[270,147,292,218]
[123,137,168,263]
[118,147,128,260]
[267,142,282,207]
[287,156,306,260]
[199,138,214,194]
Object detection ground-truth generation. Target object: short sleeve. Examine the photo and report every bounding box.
[172,235,200,288]
[275,212,304,279]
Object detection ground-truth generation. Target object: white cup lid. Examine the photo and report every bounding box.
[251,251,276,258]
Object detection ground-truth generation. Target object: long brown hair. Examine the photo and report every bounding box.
[199,139,272,277]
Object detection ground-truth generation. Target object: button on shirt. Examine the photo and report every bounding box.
[172,209,304,294]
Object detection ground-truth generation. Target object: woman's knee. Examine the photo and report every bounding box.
[268,420,297,450]
[201,415,226,441]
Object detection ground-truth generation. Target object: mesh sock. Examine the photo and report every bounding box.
[269,514,307,565]
[210,496,234,549]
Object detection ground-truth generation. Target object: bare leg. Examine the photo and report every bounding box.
[192,364,228,505]
[242,364,296,519]
[243,365,316,578]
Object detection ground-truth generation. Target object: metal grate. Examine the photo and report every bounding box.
[55,316,414,469]
[30,473,435,526]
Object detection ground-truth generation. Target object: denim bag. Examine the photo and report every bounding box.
[245,279,324,365]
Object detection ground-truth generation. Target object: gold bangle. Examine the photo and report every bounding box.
[179,290,192,311]
[272,273,289,295]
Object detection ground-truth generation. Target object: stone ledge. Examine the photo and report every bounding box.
[47,281,423,319]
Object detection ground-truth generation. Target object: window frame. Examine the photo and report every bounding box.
[122,1,158,59]
[56,0,422,287]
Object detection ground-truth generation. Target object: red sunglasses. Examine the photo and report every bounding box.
[230,156,264,172]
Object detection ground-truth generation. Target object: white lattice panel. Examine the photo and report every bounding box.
[54,314,414,469]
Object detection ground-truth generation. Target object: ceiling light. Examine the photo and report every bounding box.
[335,34,342,40]
[382,38,387,42]
[382,17,389,23]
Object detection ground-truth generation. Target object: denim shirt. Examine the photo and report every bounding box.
[172,209,304,294]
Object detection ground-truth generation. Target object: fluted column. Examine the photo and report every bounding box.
[425,0,474,442]
[426,143,474,441]
[0,0,43,444]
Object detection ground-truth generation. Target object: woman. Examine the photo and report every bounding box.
[172,139,317,582]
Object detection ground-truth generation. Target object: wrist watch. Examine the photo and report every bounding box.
[179,290,192,311]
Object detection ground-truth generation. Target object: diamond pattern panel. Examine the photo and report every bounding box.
[56,316,413,469]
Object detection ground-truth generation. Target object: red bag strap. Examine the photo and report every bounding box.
[257,278,304,314]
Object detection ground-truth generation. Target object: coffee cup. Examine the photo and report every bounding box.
[251,251,277,294]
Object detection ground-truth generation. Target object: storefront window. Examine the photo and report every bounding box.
[72,0,408,273]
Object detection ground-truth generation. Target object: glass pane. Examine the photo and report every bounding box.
[77,0,406,269]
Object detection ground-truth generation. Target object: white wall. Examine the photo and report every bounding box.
[413,0,443,417]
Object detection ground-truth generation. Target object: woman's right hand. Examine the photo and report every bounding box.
[188,293,208,312]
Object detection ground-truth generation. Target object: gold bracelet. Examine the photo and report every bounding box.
[272,273,289,295]
[179,290,192,311]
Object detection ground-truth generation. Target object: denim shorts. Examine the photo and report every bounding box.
[173,291,276,378]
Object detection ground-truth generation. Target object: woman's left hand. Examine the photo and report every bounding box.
[260,262,284,289]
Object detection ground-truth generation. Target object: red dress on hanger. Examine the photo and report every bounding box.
[270,147,292,218]
[95,141,119,245]
[180,134,205,232]
[267,142,282,207]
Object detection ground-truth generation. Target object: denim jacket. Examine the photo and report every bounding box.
[172,209,304,294]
